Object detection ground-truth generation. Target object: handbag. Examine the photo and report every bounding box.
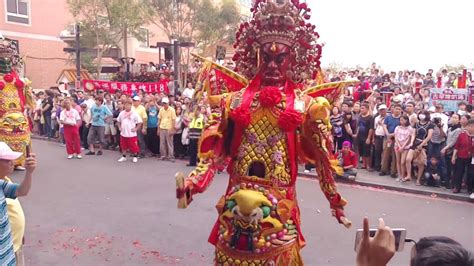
[181,127,190,145]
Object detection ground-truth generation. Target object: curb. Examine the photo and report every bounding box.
[298,172,473,203]
[31,136,472,203]
[31,135,51,141]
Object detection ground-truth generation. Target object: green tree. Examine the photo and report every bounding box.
[147,0,199,42]
[148,0,240,53]
[148,0,240,86]
[67,0,150,77]
[194,0,241,55]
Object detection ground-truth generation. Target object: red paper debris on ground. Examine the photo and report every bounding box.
[28,227,182,264]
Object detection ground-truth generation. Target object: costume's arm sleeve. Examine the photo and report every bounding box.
[299,97,351,228]
[176,94,231,207]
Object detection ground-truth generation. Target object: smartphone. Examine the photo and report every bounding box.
[354,228,406,252]
[26,145,31,158]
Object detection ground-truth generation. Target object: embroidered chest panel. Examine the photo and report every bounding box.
[234,111,291,186]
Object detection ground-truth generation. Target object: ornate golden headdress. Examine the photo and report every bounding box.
[233,0,322,83]
[0,36,20,74]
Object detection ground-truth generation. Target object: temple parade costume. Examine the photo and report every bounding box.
[176,0,356,264]
[0,36,34,169]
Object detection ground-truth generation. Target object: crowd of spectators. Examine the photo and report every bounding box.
[30,62,474,199]
[323,64,474,199]
[30,72,208,167]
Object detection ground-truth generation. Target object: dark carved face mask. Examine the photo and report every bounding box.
[259,42,292,87]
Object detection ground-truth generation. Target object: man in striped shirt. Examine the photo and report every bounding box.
[0,142,36,265]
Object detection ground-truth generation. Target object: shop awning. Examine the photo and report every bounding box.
[56,69,92,84]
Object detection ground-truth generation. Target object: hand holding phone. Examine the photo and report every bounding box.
[356,218,396,266]
[26,145,31,158]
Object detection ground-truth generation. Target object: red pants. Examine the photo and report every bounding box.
[64,125,82,155]
[120,136,139,154]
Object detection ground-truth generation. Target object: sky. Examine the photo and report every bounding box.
[308,0,473,72]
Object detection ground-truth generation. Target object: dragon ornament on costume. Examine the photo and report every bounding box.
[175,0,358,265]
[0,35,34,168]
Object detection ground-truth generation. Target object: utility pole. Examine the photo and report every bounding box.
[75,24,81,89]
[172,39,180,95]
[63,23,85,90]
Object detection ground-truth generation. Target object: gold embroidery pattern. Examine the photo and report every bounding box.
[234,114,291,185]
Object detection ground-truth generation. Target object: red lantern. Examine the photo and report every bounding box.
[0,82,5,90]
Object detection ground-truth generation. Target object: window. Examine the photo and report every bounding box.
[6,0,30,24]
[138,28,149,48]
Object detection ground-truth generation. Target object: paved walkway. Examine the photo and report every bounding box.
[298,166,472,202]
[18,139,474,265]
[32,134,472,203]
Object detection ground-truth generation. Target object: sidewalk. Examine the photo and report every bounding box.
[298,166,473,203]
[32,134,472,203]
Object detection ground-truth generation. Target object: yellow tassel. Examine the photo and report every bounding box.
[331,159,343,176]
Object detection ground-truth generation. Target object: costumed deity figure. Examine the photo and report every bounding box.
[176,0,356,264]
[0,35,34,169]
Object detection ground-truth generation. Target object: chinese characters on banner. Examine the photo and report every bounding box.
[83,80,169,95]
[429,88,468,112]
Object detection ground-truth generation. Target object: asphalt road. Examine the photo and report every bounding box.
[9,140,474,266]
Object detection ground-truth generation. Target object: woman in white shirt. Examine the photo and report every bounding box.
[59,99,83,159]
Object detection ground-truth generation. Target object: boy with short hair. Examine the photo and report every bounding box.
[116,99,143,163]
[424,155,446,187]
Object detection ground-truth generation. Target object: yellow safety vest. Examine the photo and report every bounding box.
[190,115,204,129]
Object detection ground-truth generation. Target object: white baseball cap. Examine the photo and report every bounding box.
[378,104,387,110]
[132,96,141,101]
[162,97,169,104]
[0,142,22,161]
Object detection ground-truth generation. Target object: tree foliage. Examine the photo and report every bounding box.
[195,0,241,54]
[67,0,151,76]
[148,0,241,55]
[147,0,199,42]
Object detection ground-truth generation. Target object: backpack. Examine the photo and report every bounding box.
[333,126,343,138]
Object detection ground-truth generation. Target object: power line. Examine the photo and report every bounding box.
[25,55,69,61]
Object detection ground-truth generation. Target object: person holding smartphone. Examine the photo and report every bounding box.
[0,142,37,265]
[356,217,473,266]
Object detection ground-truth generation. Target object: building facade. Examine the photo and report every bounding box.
[1,0,166,89]
[1,0,250,89]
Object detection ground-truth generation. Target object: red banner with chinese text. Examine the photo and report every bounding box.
[83,80,169,95]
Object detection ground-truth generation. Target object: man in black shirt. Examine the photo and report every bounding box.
[355,102,374,170]
[41,90,54,138]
